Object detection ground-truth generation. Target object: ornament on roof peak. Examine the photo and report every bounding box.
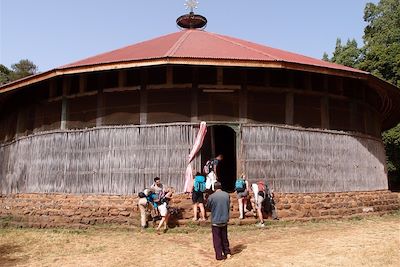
[177,0,207,30]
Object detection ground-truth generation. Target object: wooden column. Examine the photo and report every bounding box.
[61,78,70,130]
[217,67,223,85]
[96,88,104,126]
[239,70,248,123]
[191,67,199,122]
[79,74,87,94]
[305,73,312,91]
[118,70,127,88]
[166,66,173,86]
[321,95,330,129]
[49,79,57,98]
[15,109,25,137]
[140,69,148,125]
[285,92,294,125]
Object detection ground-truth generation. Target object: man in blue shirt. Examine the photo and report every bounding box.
[206,182,231,260]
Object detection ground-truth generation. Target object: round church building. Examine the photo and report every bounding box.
[1,9,399,225]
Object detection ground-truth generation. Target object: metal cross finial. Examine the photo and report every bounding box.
[185,0,199,13]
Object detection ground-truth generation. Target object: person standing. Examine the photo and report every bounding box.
[192,172,207,221]
[235,173,249,219]
[205,154,223,191]
[138,189,150,229]
[206,182,231,261]
[251,181,266,227]
[151,177,164,197]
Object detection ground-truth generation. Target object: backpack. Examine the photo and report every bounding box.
[257,181,266,193]
[262,196,273,213]
[194,175,206,192]
[235,179,246,192]
[203,160,213,174]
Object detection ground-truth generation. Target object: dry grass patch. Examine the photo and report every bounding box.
[0,213,399,267]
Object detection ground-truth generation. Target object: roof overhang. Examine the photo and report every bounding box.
[0,57,399,130]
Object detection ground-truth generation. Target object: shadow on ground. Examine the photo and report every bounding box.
[0,244,24,267]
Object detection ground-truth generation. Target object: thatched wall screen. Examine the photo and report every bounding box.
[0,124,200,194]
[241,125,387,193]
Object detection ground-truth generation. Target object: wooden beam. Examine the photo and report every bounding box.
[118,70,127,88]
[217,67,223,86]
[96,88,104,126]
[321,95,330,129]
[79,74,87,94]
[49,79,57,98]
[191,67,199,122]
[140,69,148,125]
[60,78,70,130]
[305,73,312,91]
[285,92,294,125]
[166,66,173,86]
[239,70,248,123]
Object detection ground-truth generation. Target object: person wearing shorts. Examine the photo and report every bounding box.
[192,172,206,221]
[192,191,206,221]
[156,188,173,233]
[235,174,249,219]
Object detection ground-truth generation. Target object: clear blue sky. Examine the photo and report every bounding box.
[0,0,378,72]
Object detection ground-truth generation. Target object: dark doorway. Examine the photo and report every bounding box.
[202,125,237,192]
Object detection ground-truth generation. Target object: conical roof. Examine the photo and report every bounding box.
[61,29,365,74]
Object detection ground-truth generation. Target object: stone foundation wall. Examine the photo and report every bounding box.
[0,191,399,228]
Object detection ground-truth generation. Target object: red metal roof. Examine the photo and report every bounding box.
[61,29,366,74]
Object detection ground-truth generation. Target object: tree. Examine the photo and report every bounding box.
[323,38,362,68]
[382,123,400,190]
[323,0,400,190]
[359,0,400,87]
[0,64,11,85]
[9,59,38,82]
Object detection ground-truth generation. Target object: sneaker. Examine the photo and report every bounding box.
[226,254,232,259]
[257,222,265,228]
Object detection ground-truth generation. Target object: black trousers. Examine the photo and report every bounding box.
[211,225,231,259]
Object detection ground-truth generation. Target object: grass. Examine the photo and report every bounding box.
[0,213,399,267]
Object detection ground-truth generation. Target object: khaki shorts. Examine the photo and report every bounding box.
[158,202,168,217]
[256,195,264,209]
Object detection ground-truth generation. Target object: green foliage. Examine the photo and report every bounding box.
[323,0,400,189]
[0,59,38,85]
[9,59,38,82]
[330,38,362,68]
[0,64,11,85]
[359,0,400,87]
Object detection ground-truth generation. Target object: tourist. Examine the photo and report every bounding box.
[235,173,249,219]
[264,183,279,220]
[204,154,223,191]
[206,182,231,261]
[251,181,266,227]
[192,172,207,221]
[151,177,164,197]
[156,187,173,233]
[138,189,150,229]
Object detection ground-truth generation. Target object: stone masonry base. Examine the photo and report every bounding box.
[0,191,399,229]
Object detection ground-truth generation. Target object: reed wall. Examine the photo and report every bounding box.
[0,124,200,195]
[241,125,388,193]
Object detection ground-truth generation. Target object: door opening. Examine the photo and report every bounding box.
[202,125,237,192]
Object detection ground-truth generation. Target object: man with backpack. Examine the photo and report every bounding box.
[192,172,206,221]
[235,173,249,219]
[204,154,223,191]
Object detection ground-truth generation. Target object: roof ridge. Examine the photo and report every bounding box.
[165,30,192,57]
[206,32,280,61]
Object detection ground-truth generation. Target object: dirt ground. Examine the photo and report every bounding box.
[0,213,399,267]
